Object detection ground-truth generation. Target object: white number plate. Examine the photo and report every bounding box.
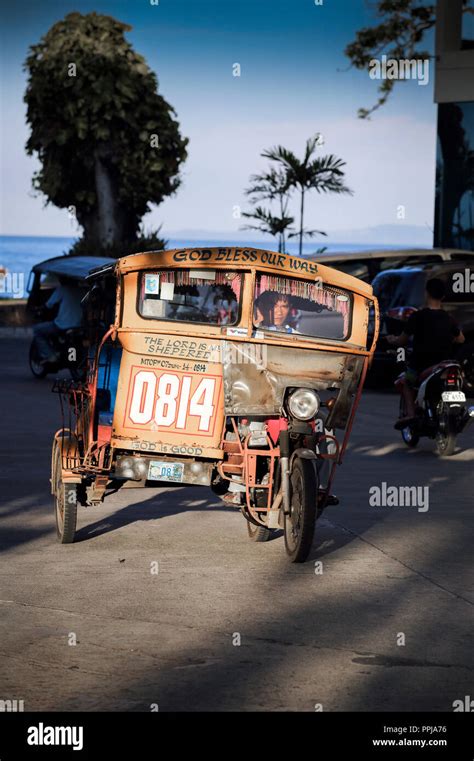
[442,391,466,403]
[148,460,184,483]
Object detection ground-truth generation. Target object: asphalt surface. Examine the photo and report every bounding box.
[0,337,473,712]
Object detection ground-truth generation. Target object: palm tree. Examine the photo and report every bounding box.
[245,168,292,252]
[263,136,352,256]
[241,206,295,252]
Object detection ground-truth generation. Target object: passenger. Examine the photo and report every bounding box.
[386,278,465,428]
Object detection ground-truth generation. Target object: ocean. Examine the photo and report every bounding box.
[0,234,409,299]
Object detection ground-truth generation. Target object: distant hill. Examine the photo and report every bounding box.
[165,225,433,247]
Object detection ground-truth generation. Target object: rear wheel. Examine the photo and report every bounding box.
[436,411,457,457]
[399,397,419,448]
[284,457,318,563]
[29,340,47,378]
[246,520,273,542]
[52,440,78,543]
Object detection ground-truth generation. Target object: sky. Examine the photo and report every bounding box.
[0,0,437,243]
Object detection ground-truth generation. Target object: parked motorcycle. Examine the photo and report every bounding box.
[396,360,474,456]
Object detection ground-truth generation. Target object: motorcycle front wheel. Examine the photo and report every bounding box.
[399,398,419,448]
[28,339,47,378]
[284,457,318,563]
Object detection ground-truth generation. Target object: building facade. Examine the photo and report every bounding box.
[434,0,474,250]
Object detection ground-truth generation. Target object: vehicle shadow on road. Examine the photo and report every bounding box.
[73,485,238,542]
[60,495,473,712]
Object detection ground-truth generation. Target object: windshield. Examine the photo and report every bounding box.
[372,271,425,313]
[138,269,242,325]
[253,274,351,340]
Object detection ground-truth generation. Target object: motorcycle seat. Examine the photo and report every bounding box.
[394,360,460,389]
[417,360,460,384]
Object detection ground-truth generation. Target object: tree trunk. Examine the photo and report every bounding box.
[75,146,137,252]
[94,151,119,246]
[280,193,285,254]
[299,188,305,257]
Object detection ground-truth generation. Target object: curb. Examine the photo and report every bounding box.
[0,327,33,338]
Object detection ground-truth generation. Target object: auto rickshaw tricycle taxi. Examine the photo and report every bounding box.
[52,247,379,562]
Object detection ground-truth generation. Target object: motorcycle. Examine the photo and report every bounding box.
[396,360,474,456]
[29,326,87,381]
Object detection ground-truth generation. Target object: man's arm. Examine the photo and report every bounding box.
[46,287,61,309]
[449,315,465,345]
[387,310,417,347]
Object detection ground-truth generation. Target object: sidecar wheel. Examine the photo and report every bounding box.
[52,442,77,543]
[284,457,318,563]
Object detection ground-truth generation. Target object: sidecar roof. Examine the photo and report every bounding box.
[33,255,114,281]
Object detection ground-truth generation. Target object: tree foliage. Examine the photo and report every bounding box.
[262,137,351,255]
[243,136,350,255]
[241,206,296,253]
[244,168,293,252]
[345,0,436,118]
[346,0,473,118]
[24,12,188,252]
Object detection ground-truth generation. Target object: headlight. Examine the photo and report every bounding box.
[287,389,320,420]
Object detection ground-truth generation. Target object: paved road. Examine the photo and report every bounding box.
[0,338,473,712]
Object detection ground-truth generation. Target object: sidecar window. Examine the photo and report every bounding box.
[253,274,351,340]
[138,269,242,325]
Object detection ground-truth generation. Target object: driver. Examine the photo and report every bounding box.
[34,276,84,363]
[254,292,298,333]
[386,278,465,428]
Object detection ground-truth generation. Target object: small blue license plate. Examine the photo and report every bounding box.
[148,460,184,483]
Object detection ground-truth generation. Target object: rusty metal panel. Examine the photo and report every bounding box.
[326,355,366,429]
[222,341,359,417]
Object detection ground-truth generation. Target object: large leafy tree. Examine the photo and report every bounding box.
[24,12,188,253]
[345,0,473,119]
